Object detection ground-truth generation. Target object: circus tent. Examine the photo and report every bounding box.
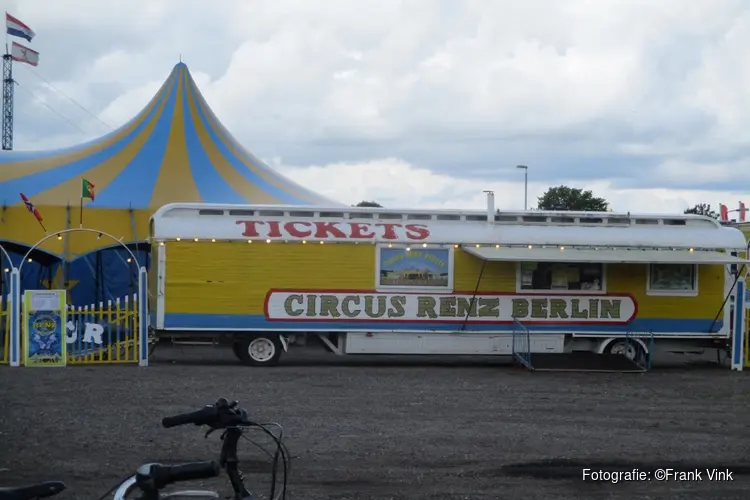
[0,62,338,306]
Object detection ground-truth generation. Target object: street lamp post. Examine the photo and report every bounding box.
[516,165,528,210]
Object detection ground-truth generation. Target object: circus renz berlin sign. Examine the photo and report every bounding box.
[265,292,638,324]
[237,220,431,241]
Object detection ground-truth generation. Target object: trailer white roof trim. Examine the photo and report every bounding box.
[151,202,723,228]
[463,225,746,250]
[464,247,750,265]
[149,203,747,250]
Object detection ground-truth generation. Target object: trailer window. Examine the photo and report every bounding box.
[518,262,604,293]
[495,215,518,222]
[407,214,432,220]
[378,213,404,220]
[647,264,697,296]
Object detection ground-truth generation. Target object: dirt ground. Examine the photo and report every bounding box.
[1,346,749,500]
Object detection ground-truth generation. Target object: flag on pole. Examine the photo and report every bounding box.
[20,192,42,222]
[81,178,95,201]
[19,192,46,232]
[720,203,729,221]
[740,201,746,222]
[10,41,39,67]
[79,178,95,227]
[5,12,35,42]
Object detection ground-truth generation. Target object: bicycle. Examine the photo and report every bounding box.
[111,461,221,499]
[108,398,289,500]
[0,482,66,500]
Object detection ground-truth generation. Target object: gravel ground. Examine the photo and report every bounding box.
[1,345,749,500]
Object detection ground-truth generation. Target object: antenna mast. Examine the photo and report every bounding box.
[2,49,13,150]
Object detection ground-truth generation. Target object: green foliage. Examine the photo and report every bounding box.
[354,200,383,207]
[684,203,718,219]
[536,185,609,212]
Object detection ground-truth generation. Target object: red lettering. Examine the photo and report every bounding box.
[284,221,312,238]
[313,222,348,239]
[266,221,283,238]
[349,223,375,239]
[237,220,264,237]
[376,223,402,240]
[239,220,431,241]
[404,224,430,240]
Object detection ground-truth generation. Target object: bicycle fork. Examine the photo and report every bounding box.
[220,427,254,500]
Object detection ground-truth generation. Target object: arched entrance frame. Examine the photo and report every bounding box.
[11,228,149,367]
[0,243,20,366]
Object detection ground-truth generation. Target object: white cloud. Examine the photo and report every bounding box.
[5,0,750,212]
[276,157,742,214]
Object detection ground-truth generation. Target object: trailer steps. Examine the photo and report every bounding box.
[513,351,646,373]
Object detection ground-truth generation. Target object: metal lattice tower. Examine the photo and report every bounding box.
[2,53,13,151]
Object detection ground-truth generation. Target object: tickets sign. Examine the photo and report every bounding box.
[237,220,430,241]
[264,291,637,324]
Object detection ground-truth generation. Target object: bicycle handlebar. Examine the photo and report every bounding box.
[162,398,247,429]
[0,481,66,500]
[136,461,221,490]
[161,406,219,428]
[161,399,259,499]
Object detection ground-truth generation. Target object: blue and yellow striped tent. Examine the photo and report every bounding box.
[0,62,338,305]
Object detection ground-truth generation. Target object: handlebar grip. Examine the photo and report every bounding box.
[165,461,221,484]
[0,481,66,500]
[32,482,66,499]
[162,406,218,428]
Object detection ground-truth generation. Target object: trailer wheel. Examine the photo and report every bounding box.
[234,335,283,366]
[605,338,646,363]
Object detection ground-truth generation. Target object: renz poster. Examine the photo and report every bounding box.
[23,290,67,367]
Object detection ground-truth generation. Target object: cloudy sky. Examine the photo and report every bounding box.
[6,0,750,213]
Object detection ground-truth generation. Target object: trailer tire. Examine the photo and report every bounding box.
[605,338,646,364]
[234,335,283,366]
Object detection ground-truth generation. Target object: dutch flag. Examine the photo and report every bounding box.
[6,12,35,42]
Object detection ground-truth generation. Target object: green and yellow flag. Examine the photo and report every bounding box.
[81,178,95,201]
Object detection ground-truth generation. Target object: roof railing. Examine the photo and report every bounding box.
[164,204,721,230]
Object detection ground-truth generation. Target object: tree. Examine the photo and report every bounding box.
[536,185,610,211]
[355,201,382,207]
[684,203,718,219]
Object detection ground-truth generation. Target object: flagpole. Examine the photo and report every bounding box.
[79,195,83,228]
[4,11,9,152]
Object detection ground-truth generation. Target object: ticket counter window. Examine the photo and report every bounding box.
[647,263,697,296]
[519,262,604,293]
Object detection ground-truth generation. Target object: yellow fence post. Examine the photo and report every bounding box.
[124,295,131,361]
[62,294,139,365]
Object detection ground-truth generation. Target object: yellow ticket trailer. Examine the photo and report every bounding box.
[149,199,749,369]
